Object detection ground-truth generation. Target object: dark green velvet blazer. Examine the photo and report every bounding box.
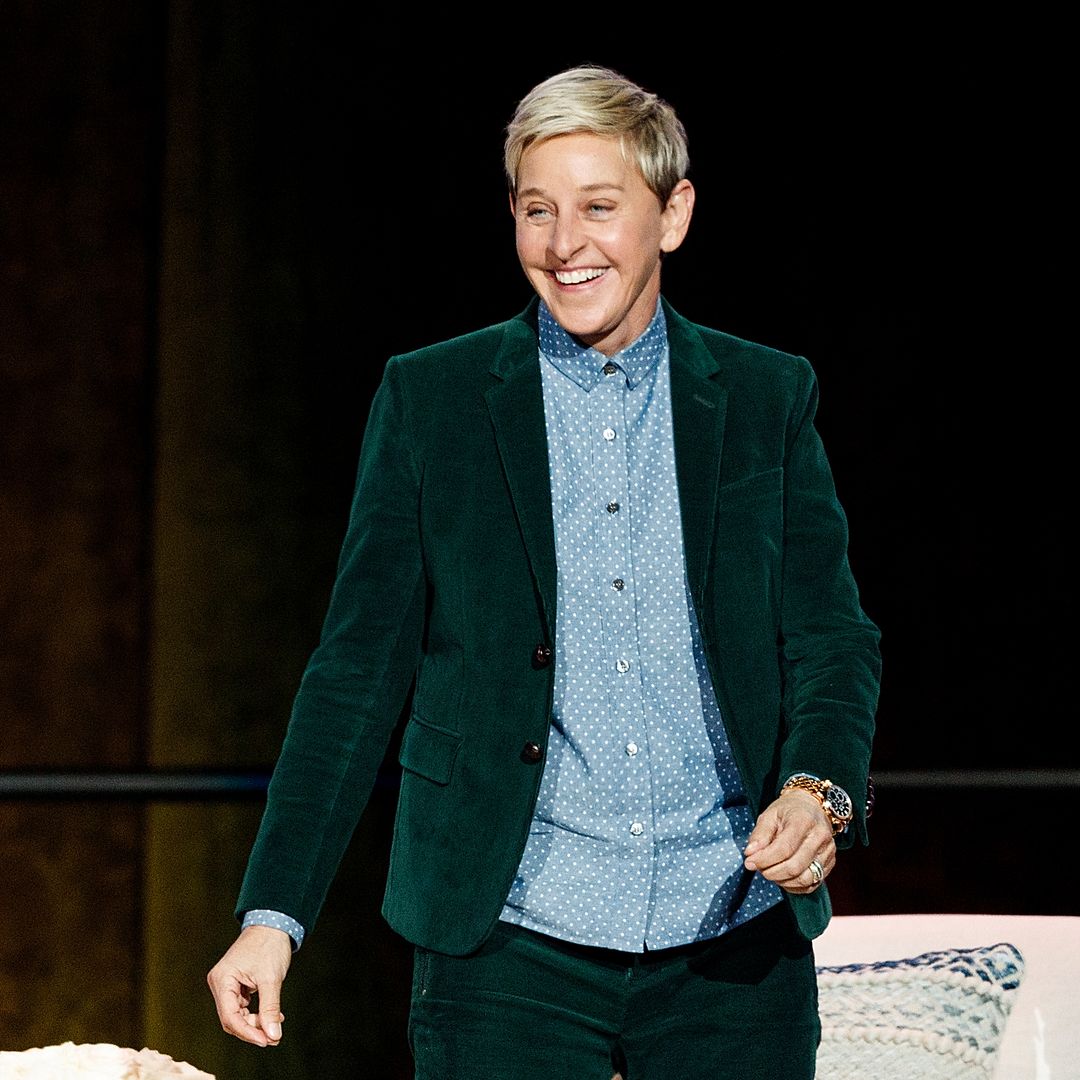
[236,297,881,954]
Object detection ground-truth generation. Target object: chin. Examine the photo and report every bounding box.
[543,302,607,338]
[555,319,607,345]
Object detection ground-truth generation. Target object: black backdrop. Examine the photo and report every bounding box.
[267,44,1072,771]
[232,35,1077,931]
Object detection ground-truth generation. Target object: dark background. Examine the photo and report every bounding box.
[1,6,1073,1077]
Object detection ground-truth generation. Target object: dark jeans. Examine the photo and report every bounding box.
[408,903,819,1080]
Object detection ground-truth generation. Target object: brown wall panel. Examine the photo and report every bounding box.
[143,3,407,1074]
[143,796,412,1079]
[0,804,141,1050]
[0,0,160,1053]
[0,3,156,768]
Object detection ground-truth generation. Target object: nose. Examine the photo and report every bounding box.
[550,214,585,262]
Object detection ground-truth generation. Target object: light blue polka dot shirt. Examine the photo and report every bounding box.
[497,299,782,952]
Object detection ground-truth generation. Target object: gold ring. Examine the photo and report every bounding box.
[808,859,824,886]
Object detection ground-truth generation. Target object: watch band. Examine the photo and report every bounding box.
[781,774,853,835]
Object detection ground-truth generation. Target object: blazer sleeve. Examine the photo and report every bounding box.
[235,355,427,931]
[775,357,881,849]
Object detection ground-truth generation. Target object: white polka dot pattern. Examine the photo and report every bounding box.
[241,908,305,949]
[499,301,781,953]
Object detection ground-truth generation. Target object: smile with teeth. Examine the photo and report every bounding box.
[552,267,608,285]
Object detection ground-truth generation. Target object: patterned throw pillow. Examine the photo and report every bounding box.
[815,942,1025,1079]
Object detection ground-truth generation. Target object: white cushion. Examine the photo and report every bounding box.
[815,942,1024,1078]
[814,914,1080,1079]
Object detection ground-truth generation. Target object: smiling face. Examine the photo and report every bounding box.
[512,132,694,356]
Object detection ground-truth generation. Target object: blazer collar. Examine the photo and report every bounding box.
[488,297,542,380]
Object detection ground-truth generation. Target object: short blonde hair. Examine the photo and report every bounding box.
[504,65,689,203]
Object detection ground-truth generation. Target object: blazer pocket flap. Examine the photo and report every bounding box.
[718,466,783,505]
[398,716,463,785]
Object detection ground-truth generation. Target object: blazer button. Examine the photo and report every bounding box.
[532,643,552,668]
[521,742,543,764]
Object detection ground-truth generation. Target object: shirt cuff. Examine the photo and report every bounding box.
[241,909,306,950]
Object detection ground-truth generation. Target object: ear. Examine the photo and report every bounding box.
[508,190,517,218]
[659,179,695,254]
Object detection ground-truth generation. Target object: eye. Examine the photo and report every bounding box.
[587,202,615,216]
[524,206,552,220]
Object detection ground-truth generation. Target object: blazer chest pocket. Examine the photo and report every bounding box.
[717,466,783,507]
[398,714,463,786]
[715,466,783,565]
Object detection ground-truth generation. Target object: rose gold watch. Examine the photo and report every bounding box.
[781,773,853,835]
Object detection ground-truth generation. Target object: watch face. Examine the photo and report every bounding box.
[826,785,853,820]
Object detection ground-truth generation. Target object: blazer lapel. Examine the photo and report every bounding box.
[484,306,558,636]
[664,301,729,610]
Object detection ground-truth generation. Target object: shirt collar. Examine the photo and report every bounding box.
[537,299,667,391]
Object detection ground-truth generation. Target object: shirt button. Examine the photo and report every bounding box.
[629,821,645,837]
[602,427,616,441]
[616,658,630,673]
[625,742,639,757]
[612,578,625,591]
[606,501,619,514]
[603,362,618,376]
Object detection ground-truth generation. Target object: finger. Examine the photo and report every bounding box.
[743,827,772,858]
[209,976,272,1047]
[750,802,836,873]
[758,830,835,883]
[778,848,837,893]
[745,824,808,871]
[242,1007,285,1025]
[258,994,284,1043]
[743,812,780,862]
